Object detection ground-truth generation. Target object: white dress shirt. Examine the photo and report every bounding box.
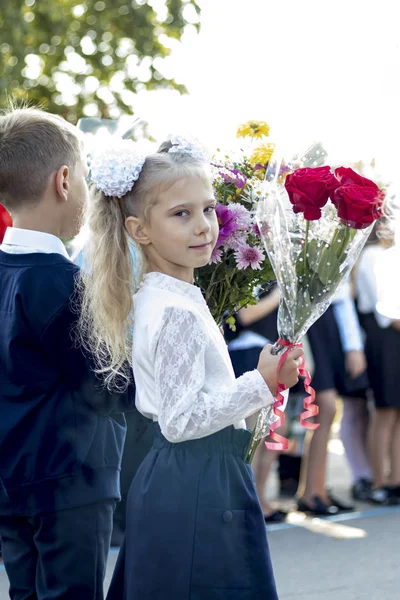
[357,244,392,327]
[132,272,275,443]
[0,227,70,259]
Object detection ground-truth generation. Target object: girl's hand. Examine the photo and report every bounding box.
[391,320,400,333]
[345,350,367,379]
[257,344,303,396]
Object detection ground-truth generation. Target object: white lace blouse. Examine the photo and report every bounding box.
[132,272,275,443]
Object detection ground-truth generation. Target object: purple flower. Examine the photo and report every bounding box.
[252,222,261,238]
[228,203,251,230]
[209,246,223,264]
[234,243,264,270]
[279,164,292,176]
[215,204,239,247]
[219,167,247,189]
[224,230,248,250]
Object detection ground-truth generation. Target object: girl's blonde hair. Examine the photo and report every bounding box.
[77,141,211,389]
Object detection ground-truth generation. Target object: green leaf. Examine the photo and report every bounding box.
[306,238,322,271]
[1,0,201,121]
[225,315,237,331]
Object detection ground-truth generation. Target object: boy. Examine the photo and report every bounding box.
[0,108,133,600]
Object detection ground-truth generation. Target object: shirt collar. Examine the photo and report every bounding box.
[143,272,205,305]
[2,227,70,259]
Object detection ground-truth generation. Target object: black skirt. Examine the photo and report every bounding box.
[360,312,400,409]
[107,423,279,600]
[307,305,368,398]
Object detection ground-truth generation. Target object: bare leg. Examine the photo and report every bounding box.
[249,416,287,516]
[340,398,372,483]
[389,410,400,486]
[252,442,281,515]
[369,408,397,488]
[297,389,337,506]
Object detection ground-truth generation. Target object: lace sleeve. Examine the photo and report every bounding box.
[154,307,274,442]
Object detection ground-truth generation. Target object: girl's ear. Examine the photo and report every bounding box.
[55,165,69,202]
[125,216,151,246]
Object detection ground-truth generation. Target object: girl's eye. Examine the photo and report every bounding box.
[205,205,216,214]
[174,210,189,217]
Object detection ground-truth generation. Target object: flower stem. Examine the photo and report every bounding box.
[205,264,220,300]
[244,342,283,463]
[303,220,310,275]
[244,436,261,463]
[336,226,357,262]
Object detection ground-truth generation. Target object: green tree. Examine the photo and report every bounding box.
[0,0,200,122]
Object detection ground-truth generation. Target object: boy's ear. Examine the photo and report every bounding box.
[125,216,151,246]
[55,165,69,202]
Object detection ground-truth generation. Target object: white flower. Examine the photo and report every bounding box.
[211,165,223,182]
[90,139,146,198]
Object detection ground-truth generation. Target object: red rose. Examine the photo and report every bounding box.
[332,185,384,229]
[0,204,12,243]
[332,167,384,229]
[334,166,377,188]
[285,166,339,220]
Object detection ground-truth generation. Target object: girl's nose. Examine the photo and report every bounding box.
[194,214,211,235]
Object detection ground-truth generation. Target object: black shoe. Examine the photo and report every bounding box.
[296,496,339,516]
[264,510,288,524]
[387,486,400,505]
[327,493,355,512]
[368,487,391,505]
[351,478,373,502]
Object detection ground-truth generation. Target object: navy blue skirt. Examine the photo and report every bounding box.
[107,423,279,600]
[307,305,368,397]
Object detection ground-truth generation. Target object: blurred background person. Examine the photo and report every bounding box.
[356,220,400,505]
[296,282,369,515]
[226,285,305,522]
[226,285,286,522]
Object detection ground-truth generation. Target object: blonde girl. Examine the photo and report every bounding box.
[79,137,302,599]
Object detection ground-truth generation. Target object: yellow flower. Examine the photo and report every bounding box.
[249,143,276,167]
[236,120,270,139]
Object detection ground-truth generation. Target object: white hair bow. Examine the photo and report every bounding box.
[90,139,146,198]
[168,134,210,163]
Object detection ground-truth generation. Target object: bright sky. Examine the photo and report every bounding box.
[131,0,400,186]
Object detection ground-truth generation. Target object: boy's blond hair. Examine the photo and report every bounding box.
[0,107,82,212]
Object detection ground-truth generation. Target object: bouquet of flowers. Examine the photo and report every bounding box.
[195,121,277,326]
[244,147,385,462]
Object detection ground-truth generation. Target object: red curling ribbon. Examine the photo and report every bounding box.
[265,338,319,451]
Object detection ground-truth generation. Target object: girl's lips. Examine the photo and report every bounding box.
[189,242,211,249]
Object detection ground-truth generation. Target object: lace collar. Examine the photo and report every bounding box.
[142,272,205,305]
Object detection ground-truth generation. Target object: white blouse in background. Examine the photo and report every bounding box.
[132,272,275,443]
[332,280,364,352]
[356,244,390,328]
